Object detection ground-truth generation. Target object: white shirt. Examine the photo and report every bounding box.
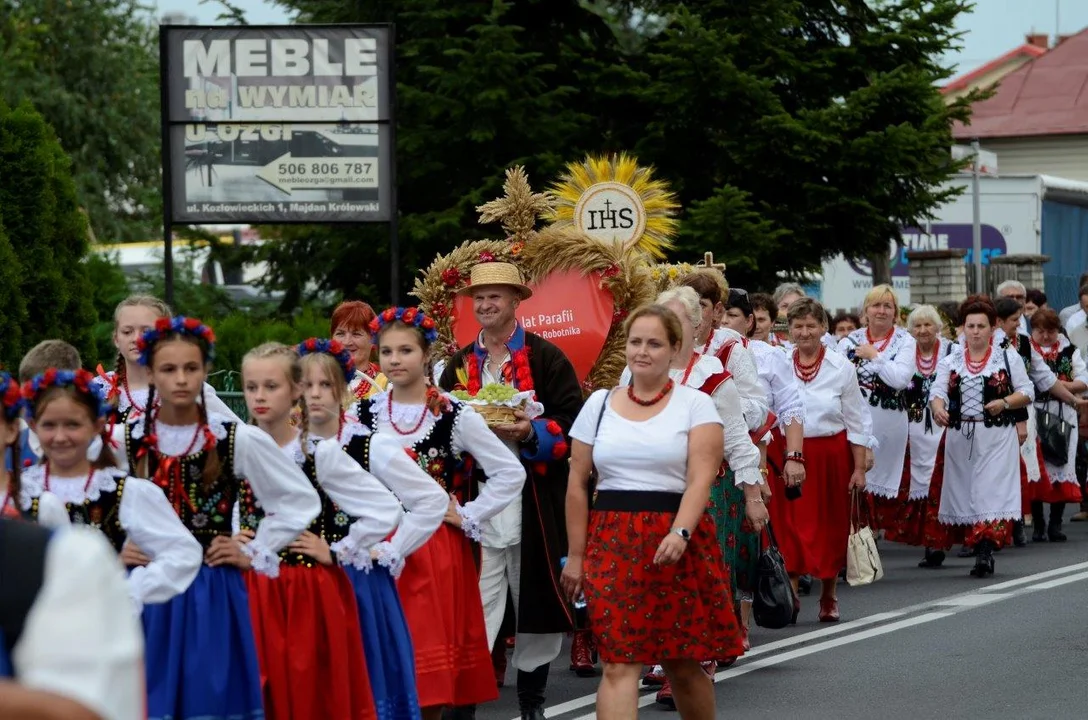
[695,327,769,431]
[995,330,1058,392]
[619,356,762,485]
[836,327,917,394]
[119,413,321,578]
[13,526,144,720]
[1060,303,1082,327]
[749,339,806,427]
[571,386,724,494]
[789,349,873,447]
[367,392,526,549]
[20,466,202,612]
[296,425,447,574]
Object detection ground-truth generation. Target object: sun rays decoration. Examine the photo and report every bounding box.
[546,153,680,260]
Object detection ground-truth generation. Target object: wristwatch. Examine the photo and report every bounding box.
[1002,397,1011,411]
[672,527,691,542]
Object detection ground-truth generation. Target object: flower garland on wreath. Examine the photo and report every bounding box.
[297,338,356,383]
[22,369,111,419]
[411,166,656,394]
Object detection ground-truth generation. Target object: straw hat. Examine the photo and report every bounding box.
[457,261,533,299]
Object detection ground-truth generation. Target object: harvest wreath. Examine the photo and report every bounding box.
[412,165,656,393]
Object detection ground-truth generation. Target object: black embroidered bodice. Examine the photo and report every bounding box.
[126,421,240,550]
[355,399,477,504]
[845,330,907,412]
[1036,343,1077,402]
[947,350,1017,429]
[23,472,127,552]
[237,442,354,568]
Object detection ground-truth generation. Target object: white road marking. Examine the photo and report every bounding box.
[521,560,1088,720]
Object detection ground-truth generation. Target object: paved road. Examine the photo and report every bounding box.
[481,518,1088,719]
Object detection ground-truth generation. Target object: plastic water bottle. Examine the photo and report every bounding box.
[559,556,587,610]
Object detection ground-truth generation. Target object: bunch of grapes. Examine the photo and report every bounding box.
[451,389,474,401]
[476,383,518,403]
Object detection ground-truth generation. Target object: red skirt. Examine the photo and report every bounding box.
[246,564,375,720]
[583,491,743,663]
[1030,440,1055,502]
[779,433,853,579]
[397,524,497,709]
[766,429,805,574]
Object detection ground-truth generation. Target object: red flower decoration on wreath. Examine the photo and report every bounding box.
[478,251,496,263]
[441,268,462,287]
[432,302,449,319]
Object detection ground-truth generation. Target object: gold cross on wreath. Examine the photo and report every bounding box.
[696,252,726,272]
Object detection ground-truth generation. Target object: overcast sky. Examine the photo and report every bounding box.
[156,0,1088,77]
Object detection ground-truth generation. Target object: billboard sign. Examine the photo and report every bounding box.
[161,26,393,223]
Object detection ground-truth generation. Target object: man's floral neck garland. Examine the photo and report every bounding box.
[22,369,112,419]
[464,324,534,395]
[137,316,217,366]
[297,338,356,382]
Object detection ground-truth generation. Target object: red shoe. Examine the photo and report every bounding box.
[655,678,675,709]
[568,630,597,677]
[742,627,751,652]
[701,660,717,678]
[642,664,666,687]
[818,597,840,623]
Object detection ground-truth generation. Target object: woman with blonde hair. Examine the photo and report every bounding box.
[836,284,914,530]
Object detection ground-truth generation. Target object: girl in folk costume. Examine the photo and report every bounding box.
[563,305,759,720]
[332,300,389,404]
[20,369,202,611]
[94,295,242,424]
[836,284,915,530]
[289,339,447,720]
[356,307,526,720]
[1027,308,1088,541]
[0,372,67,527]
[121,317,321,720]
[929,296,1035,578]
[619,291,766,708]
[887,306,953,568]
[783,299,872,621]
[237,341,403,720]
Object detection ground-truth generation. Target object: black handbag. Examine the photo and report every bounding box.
[1037,399,1073,467]
[752,521,797,630]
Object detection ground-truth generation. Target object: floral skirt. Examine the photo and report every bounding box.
[584,490,743,663]
[707,469,760,597]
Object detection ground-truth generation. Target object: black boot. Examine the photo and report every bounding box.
[970,540,995,578]
[1048,502,1068,542]
[1031,501,1047,542]
[517,664,549,720]
[1012,520,1027,547]
[918,547,945,568]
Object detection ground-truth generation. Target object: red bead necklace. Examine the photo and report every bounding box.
[43,462,95,495]
[964,345,992,374]
[387,389,428,435]
[627,379,674,406]
[697,332,714,357]
[1030,338,1060,364]
[916,343,939,375]
[678,353,699,387]
[793,346,826,383]
[866,327,894,353]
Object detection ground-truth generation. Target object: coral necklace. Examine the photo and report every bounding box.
[1030,339,1060,364]
[793,346,826,383]
[964,345,992,374]
[388,390,428,435]
[916,343,939,375]
[866,327,894,353]
[43,463,95,495]
[628,379,674,406]
[677,353,699,387]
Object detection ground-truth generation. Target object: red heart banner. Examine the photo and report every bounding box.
[452,269,614,383]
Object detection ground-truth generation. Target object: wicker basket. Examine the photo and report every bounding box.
[475,403,520,427]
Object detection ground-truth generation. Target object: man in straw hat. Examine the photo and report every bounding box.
[439,261,583,720]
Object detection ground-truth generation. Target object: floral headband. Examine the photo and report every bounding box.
[369,306,438,345]
[0,372,26,422]
[22,369,112,419]
[297,338,356,383]
[137,316,217,367]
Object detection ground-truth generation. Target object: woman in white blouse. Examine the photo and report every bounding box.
[355,308,526,720]
[785,298,871,622]
[1027,307,1088,540]
[563,304,760,720]
[887,305,952,568]
[930,296,1035,577]
[836,284,915,531]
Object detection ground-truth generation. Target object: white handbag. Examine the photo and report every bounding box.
[846,490,884,586]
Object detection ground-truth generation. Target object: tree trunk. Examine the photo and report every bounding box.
[870,249,893,288]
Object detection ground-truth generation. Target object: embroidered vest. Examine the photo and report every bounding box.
[67,478,127,553]
[237,446,354,568]
[1036,344,1078,402]
[946,352,1017,429]
[846,333,906,412]
[126,422,240,549]
[905,344,952,426]
[356,399,476,504]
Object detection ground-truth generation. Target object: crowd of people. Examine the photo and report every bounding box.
[2,262,1086,720]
